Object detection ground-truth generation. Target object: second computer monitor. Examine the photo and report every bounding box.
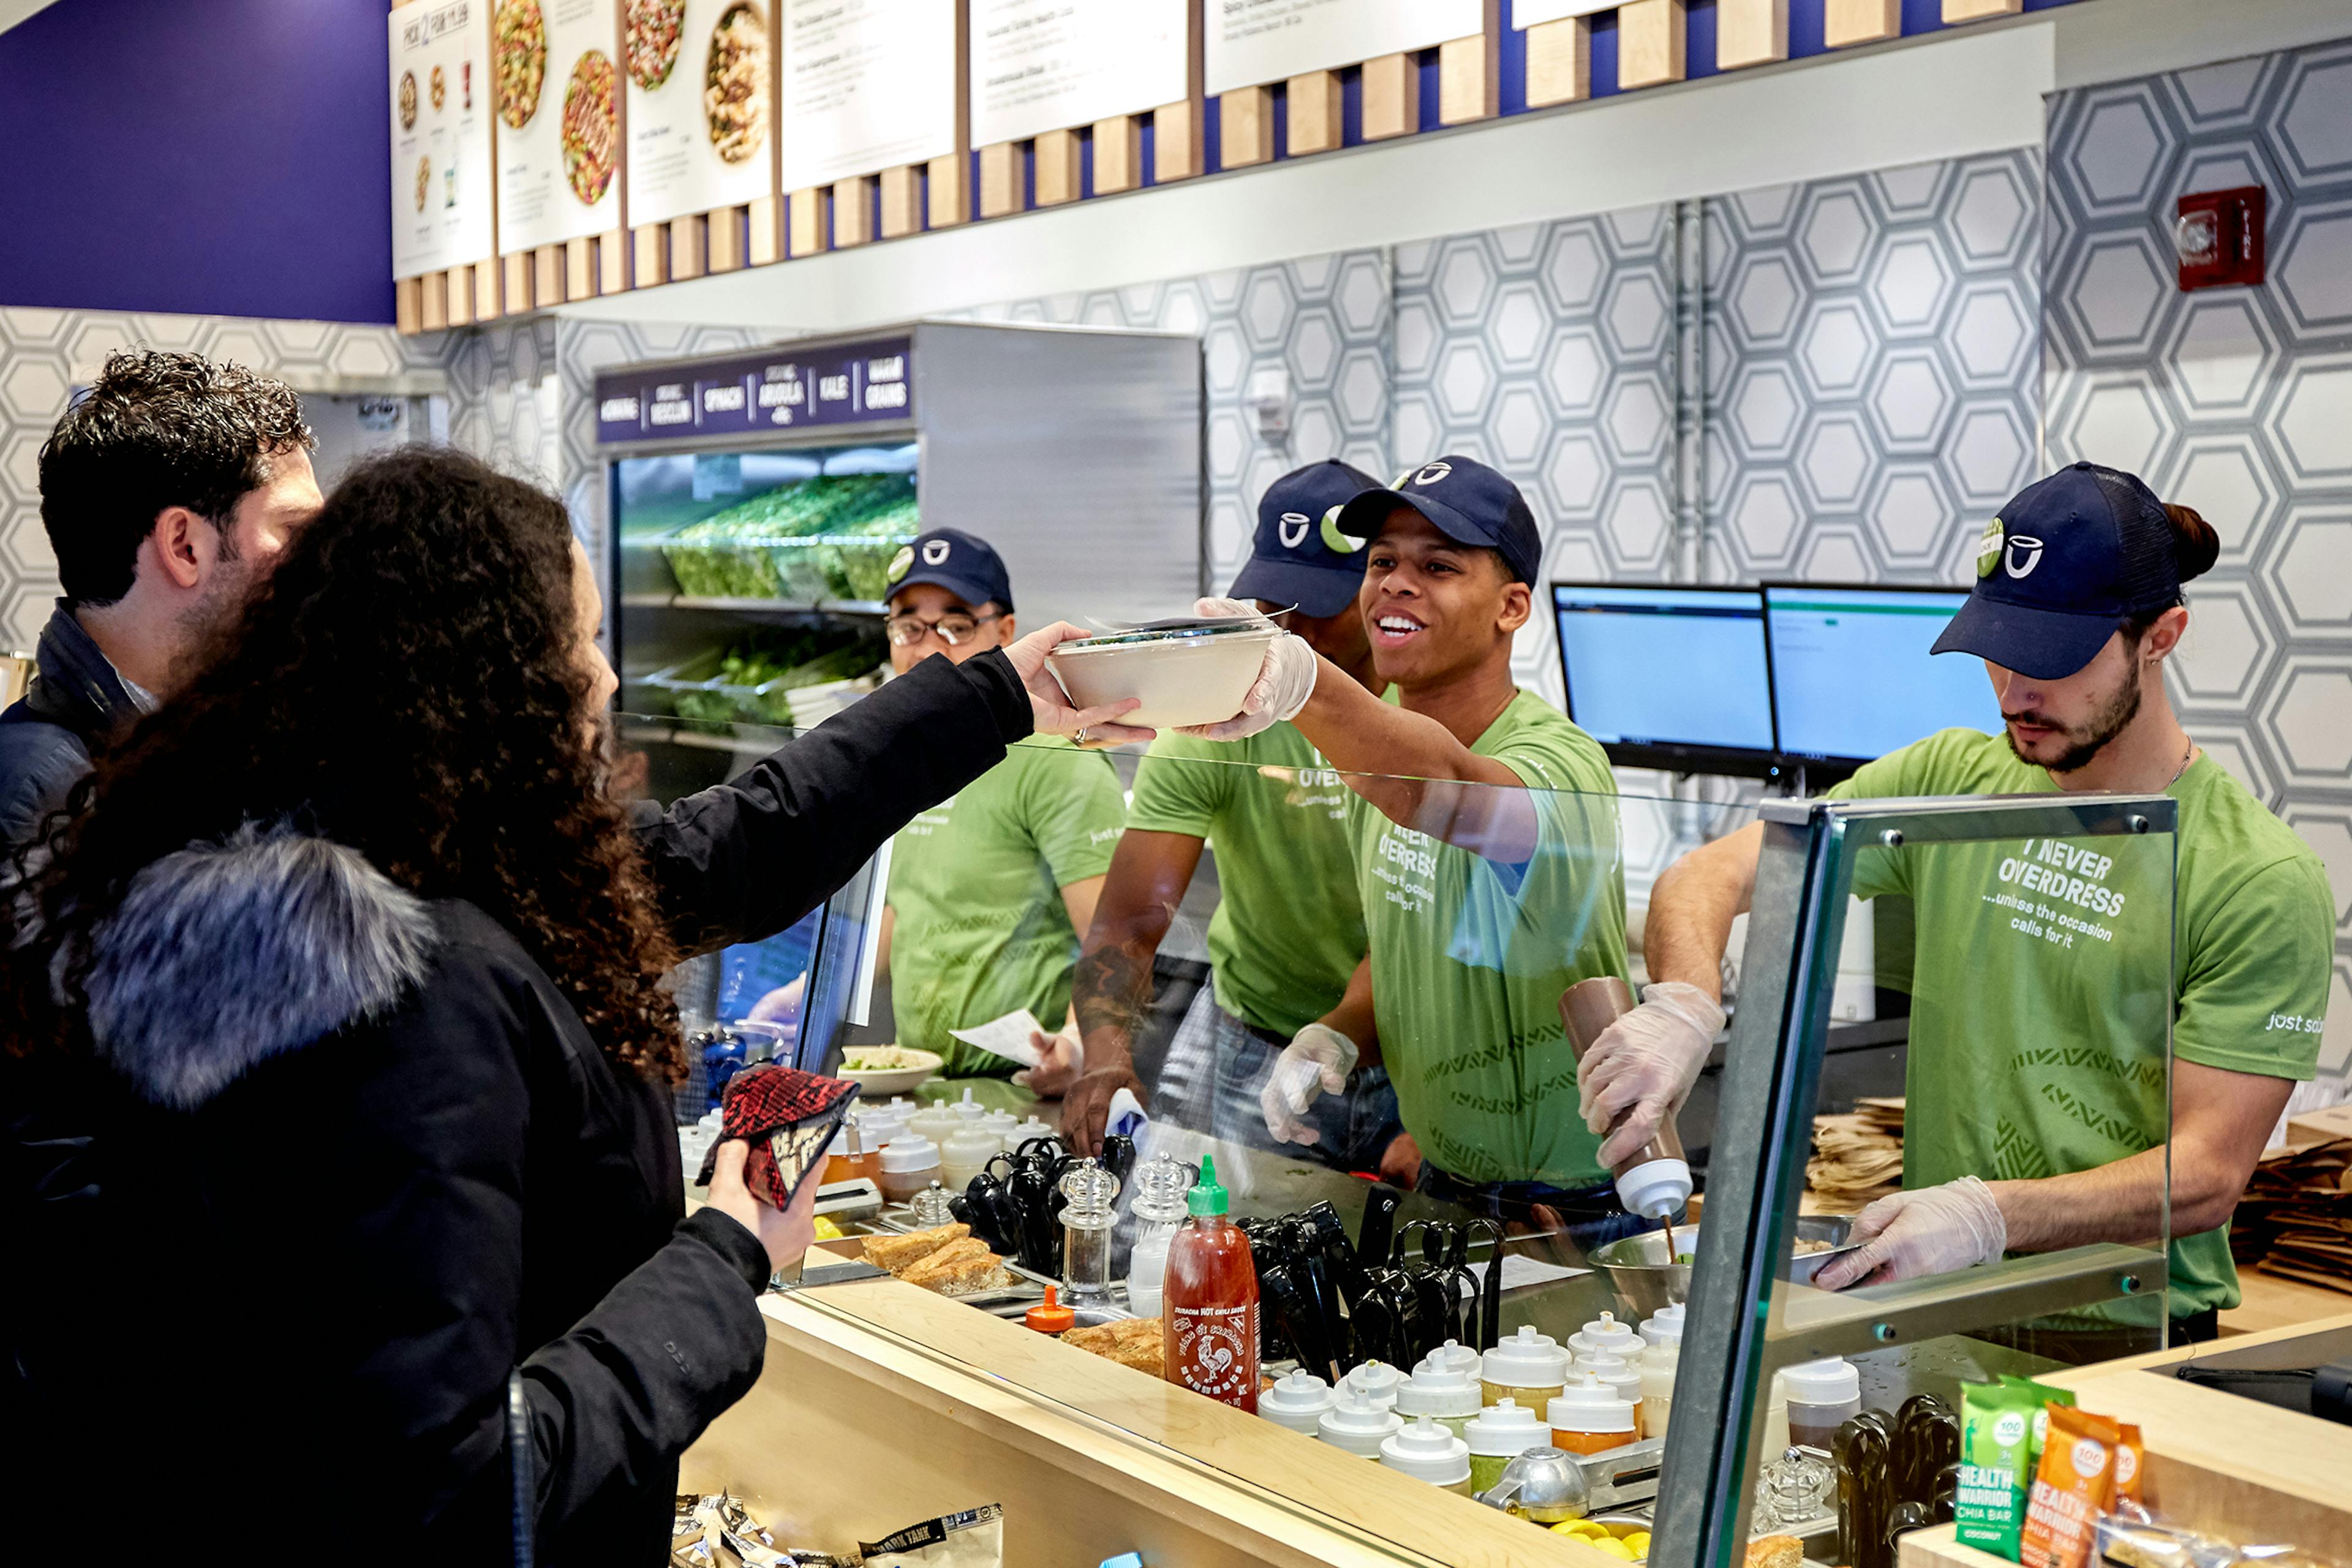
[1551,583,1777,774]
[1764,584,2000,769]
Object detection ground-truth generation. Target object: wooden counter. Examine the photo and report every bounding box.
[682,1258,1615,1566]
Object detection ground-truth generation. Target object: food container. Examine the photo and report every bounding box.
[1569,1311,1643,1366]
[1547,1373,1637,1457]
[835,1046,941,1099]
[1342,1360,1404,1411]
[1044,618,1284,730]
[906,1097,962,1148]
[1480,1325,1570,1409]
[1417,1339,1483,1381]
[876,1135,941,1202]
[1781,1357,1862,1451]
[1317,1389,1403,1458]
[977,1108,1020,1153]
[1588,1215,1855,1319]
[1578,1351,1645,1431]
[1638,1338,1679,1441]
[1638,1303,1685,1349]
[1394,1363,1484,1438]
[1463,1399,1551,1494]
[1260,1371,1339,1436]
[940,1125,1002,1193]
[1380,1415,1475,1495]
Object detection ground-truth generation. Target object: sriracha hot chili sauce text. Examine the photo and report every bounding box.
[1161,1155,1261,1412]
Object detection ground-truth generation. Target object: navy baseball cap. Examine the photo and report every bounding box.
[1330,455,1543,586]
[1228,459,1384,617]
[884,527,1013,612]
[1932,462,2184,680]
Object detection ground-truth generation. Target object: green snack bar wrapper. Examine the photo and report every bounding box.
[1956,1379,2075,1560]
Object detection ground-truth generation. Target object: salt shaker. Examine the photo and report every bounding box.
[1057,1158,1121,1302]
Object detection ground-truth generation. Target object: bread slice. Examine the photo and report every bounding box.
[1745,1534,1802,1568]
[863,1223,970,1275]
[899,1236,1002,1292]
[1062,1317,1165,1376]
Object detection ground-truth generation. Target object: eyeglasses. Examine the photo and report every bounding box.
[884,611,1000,647]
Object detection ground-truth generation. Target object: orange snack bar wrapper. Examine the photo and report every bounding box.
[2112,1422,2144,1504]
[2019,1406,2122,1568]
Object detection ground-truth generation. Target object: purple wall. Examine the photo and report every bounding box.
[0,0,393,324]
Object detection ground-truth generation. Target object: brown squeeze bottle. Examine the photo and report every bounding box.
[1162,1153,1261,1412]
[1561,977,1695,1223]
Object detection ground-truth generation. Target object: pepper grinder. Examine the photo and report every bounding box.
[1058,1158,1122,1303]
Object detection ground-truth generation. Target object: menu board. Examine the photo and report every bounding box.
[594,338,914,446]
[778,0,959,193]
[494,0,622,254]
[1205,0,1483,96]
[625,0,775,228]
[970,0,1188,150]
[388,1,497,277]
[1512,0,1616,23]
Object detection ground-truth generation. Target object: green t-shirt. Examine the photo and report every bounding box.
[1349,691,1628,1188]
[1828,728,2335,1317]
[888,737,1126,1075]
[1126,721,1370,1038]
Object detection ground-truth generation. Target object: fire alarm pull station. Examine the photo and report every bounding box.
[2176,186,2266,290]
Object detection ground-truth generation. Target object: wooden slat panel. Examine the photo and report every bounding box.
[978,143,1022,217]
[394,277,423,336]
[1525,17,1589,105]
[1286,70,1342,156]
[1437,4,1501,125]
[926,153,969,227]
[1619,0,1687,89]
[879,167,921,238]
[446,267,475,328]
[747,194,782,264]
[788,187,824,256]
[1219,85,1273,168]
[1942,0,2020,18]
[669,215,707,282]
[535,244,565,306]
[1824,0,1901,47]
[1716,0,1789,70]
[563,238,592,298]
[1152,100,1200,182]
[1360,52,1419,140]
[473,258,502,319]
[598,232,626,294]
[1035,128,1080,205]
[707,208,745,274]
[831,176,875,246]
[503,254,534,315]
[420,273,449,332]
[1091,115,1142,195]
[633,224,670,288]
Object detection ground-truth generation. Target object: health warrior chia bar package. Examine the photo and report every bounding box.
[1956,1378,2077,1560]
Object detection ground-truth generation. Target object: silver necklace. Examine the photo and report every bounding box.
[2166,736,2196,788]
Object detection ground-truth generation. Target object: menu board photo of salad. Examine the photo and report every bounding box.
[625,0,776,228]
[388,0,497,278]
[496,0,622,254]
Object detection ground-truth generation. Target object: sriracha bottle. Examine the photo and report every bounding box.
[1161,1154,1259,1412]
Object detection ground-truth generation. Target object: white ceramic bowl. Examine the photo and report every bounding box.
[835,1046,941,1096]
[1047,624,1280,730]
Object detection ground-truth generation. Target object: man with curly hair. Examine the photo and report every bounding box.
[0,350,320,847]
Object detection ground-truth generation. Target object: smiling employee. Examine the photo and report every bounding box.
[878,529,1126,1078]
[1588,464,2332,1352]
[1185,458,1631,1238]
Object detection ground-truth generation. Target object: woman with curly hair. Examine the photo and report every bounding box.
[0,448,1145,1563]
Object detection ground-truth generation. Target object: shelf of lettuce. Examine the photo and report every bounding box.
[624,473,921,605]
[637,625,888,732]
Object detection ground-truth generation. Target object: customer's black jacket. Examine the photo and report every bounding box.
[2,649,1031,1566]
[0,600,145,849]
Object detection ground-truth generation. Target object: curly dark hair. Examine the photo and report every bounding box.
[39,349,315,606]
[2,447,685,1082]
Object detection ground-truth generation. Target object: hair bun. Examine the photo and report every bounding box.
[2162,502,2220,582]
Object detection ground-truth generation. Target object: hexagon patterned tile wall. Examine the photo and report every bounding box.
[2046,37,2352,1107]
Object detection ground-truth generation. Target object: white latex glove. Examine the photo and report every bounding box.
[1577,981,1726,1167]
[1003,621,1155,748]
[1174,597,1319,742]
[1259,1022,1360,1146]
[1011,1027,1084,1096]
[1813,1176,2007,1290]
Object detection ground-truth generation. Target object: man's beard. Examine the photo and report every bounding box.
[172,538,255,667]
[2003,673,2142,774]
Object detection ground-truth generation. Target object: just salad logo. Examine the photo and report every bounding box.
[1975,518,2046,581]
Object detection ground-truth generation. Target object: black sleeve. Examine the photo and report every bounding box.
[633,647,1033,956]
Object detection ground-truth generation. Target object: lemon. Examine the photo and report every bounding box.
[1626,1531,1653,1557]
[1589,1536,1637,1558]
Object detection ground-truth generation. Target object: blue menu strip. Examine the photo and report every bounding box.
[595,337,914,445]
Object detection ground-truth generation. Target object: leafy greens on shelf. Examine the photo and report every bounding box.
[662,475,919,601]
[663,627,887,726]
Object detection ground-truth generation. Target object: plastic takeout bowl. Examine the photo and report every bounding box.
[1046,622,1280,731]
[1587,1215,1855,1317]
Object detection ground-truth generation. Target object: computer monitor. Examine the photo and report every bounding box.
[1764,584,1999,771]
[1550,583,1778,775]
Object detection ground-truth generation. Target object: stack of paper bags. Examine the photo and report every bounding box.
[2233,1137,2352,1294]
[1806,1097,1904,1213]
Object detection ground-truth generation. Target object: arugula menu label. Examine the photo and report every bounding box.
[389,1,496,277]
[970,0,1188,150]
[778,0,957,193]
[496,0,622,252]
[626,0,775,227]
[1205,0,1483,97]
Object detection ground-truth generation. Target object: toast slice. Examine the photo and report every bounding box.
[863,1223,970,1275]
[899,1236,1002,1292]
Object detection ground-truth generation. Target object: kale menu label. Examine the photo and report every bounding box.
[596,339,916,445]
[1205,0,1483,97]
[389,0,497,276]
[970,0,1188,149]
